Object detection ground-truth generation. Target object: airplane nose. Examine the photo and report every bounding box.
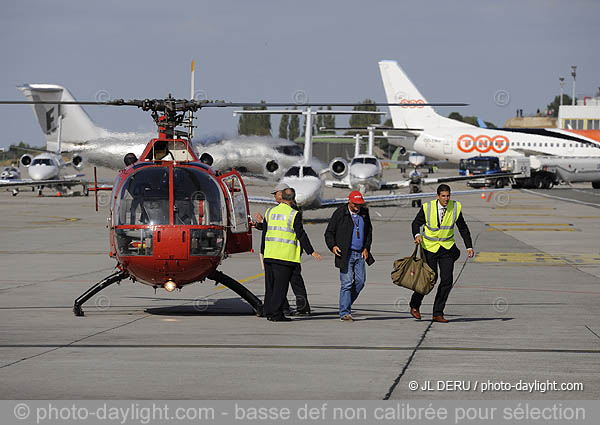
[29,165,57,181]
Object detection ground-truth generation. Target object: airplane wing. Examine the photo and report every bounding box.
[247,196,278,206]
[0,178,84,189]
[323,180,351,189]
[319,188,511,207]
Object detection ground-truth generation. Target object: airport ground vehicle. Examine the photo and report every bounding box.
[462,155,600,189]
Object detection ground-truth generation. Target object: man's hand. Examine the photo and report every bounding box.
[332,246,342,256]
[467,248,475,258]
[253,213,263,223]
[312,252,323,261]
[414,235,422,245]
[361,248,369,260]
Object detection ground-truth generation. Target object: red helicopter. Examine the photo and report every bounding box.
[74,98,263,316]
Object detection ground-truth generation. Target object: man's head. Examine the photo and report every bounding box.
[348,190,365,213]
[281,187,296,205]
[436,184,451,207]
[271,182,290,203]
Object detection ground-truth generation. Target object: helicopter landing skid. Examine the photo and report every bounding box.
[208,270,264,317]
[73,270,129,317]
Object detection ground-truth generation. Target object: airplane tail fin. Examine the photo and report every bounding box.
[378,60,470,129]
[18,84,103,152]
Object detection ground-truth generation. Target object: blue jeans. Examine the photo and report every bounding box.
[339,250,366,318]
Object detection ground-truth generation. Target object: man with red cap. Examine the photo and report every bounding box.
[324,191,374,321]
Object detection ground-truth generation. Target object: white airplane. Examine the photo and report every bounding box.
[16,84,305,178]
[322,127,502,205]
[6,151,87,196]
[0,105,87,196]
[241,108,507,209]
[378,60,600,162]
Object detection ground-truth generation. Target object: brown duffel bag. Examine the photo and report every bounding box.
[391,244,436,295]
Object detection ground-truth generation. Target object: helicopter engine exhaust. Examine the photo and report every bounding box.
[199,153,214,166]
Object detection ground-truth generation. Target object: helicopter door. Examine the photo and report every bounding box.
[218,171,252,254]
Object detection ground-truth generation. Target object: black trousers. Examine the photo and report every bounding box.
[410,244,460,316]
[264,262,294,318]
[264,262,310,314]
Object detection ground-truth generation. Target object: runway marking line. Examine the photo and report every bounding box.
[474,252,600,265]
[486,222,576,232]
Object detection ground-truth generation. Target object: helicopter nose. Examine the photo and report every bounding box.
[29,165,58,181]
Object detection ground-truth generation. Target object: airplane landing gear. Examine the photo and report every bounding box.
[73,270,129,316]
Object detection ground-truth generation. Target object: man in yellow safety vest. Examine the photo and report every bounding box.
[410,184,474,323]
[263,187,322,321]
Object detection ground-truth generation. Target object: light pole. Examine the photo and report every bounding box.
[571,66,577,105]
[559,77,565,106]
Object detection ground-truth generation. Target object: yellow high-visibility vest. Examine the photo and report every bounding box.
[264,203,301,263]
[422,200,461,253]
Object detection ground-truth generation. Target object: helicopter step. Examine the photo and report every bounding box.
[209,270,264,317]
[73,270,129,317]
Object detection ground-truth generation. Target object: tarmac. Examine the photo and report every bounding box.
[0,167,599,400]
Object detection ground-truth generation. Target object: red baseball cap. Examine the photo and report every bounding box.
[348,190,365,204]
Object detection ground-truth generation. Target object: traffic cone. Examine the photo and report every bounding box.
[480,192,486,199]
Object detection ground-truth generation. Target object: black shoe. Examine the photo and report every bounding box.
[282,309,291,316]
[268,315,292,322]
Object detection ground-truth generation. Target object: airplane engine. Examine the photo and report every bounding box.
[71,154,84,170]
[398,146,407,155]
[265,160,279,174]
[199,153,214,166]
[329,157,348,179]
[20,154,32,168]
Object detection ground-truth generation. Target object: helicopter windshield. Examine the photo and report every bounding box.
[173,167,224,226]
[117,167,170,225]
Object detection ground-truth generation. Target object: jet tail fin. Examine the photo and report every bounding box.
[378,60,470,130]
[18,84,103,153]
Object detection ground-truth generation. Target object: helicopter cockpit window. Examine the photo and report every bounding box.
[284,166,300,177]
[173,167,224,226]
[117,167,170,225]
[148,140,193,162]
[303,166,319,178]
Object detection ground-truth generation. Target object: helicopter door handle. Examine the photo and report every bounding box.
[182,231,185,243]
[157,231,161,242]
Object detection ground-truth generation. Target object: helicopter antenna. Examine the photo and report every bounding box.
[188,60,195,140]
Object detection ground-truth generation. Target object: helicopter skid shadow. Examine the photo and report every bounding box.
[145,298,257,316]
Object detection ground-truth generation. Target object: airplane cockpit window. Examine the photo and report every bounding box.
[117,167,170,225]
[364,158,378,165]
[276,145,303,156]
[173,167,224,226]
[284,166,300,177]
[32,158,53,166]
[351,158,362,165]
[303,166,318,178]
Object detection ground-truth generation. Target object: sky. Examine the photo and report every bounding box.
[1,0,598,149]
